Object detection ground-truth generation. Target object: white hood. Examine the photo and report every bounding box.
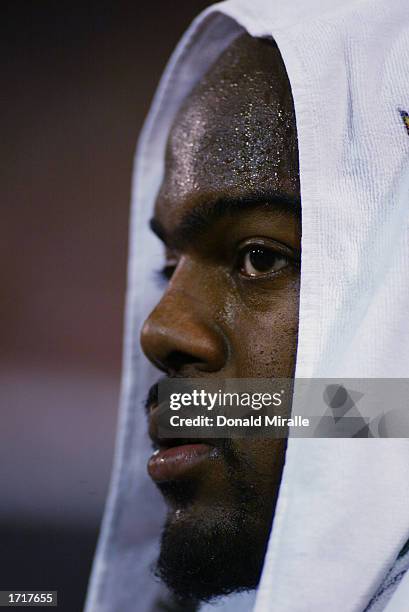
[85,1,409,610]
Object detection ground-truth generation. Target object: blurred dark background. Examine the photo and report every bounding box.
[1,2,210,610]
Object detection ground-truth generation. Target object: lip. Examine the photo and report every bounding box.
[147,443,215,482]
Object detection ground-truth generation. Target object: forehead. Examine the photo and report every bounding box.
[155,33,299,233]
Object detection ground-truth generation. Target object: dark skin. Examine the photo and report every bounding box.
[141,33,301,602]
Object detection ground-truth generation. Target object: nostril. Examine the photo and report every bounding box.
[166,351,202,372]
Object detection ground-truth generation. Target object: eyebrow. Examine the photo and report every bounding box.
[149,191,301,249]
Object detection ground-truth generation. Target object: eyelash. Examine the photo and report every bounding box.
[153,265,176,287]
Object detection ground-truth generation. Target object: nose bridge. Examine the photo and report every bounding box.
[140,274,227,374]
[162,255,218,321]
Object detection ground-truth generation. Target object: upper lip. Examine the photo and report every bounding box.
[146,380,219,452]
[148,402,217,451]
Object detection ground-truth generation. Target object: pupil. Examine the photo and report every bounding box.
[249,247,276,272]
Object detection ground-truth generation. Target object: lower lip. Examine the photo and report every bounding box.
[147,443,214,482]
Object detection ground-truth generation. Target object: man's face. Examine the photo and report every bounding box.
[141,34,300,603]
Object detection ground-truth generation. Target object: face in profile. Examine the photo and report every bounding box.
[140,33,301,604]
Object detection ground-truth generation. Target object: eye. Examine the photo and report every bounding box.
[154,259,178,287]
[160,263,177,281]
[238,245,289,278]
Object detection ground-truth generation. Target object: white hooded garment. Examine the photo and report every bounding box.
[85,1,409,611]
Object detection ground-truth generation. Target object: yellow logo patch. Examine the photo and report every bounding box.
[400,110,409,135]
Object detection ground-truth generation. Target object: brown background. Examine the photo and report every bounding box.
[1,2,210,610]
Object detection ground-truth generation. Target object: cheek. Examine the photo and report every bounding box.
[220,276,300,377]
[234,438,287,518]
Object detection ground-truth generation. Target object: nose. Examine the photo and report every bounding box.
[140,290,227,375]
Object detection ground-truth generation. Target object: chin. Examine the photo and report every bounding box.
[155,499,269,603]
